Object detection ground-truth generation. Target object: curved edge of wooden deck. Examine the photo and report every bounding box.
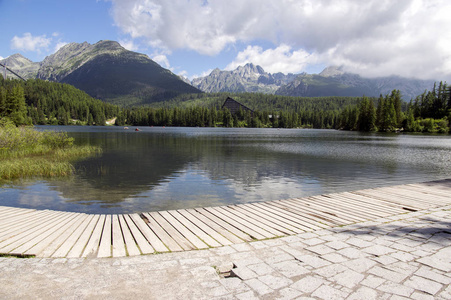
[0,179,450,258]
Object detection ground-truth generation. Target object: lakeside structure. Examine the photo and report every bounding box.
[222,97,254,115]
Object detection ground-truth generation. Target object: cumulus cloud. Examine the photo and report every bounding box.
[54,41,68,53]
[11,33,52,53]
[119,39,139,51]
[109,0,451,79]
[226,44,317,74]
[152,53,171,69]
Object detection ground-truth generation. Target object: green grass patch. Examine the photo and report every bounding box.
[0,119,100,181]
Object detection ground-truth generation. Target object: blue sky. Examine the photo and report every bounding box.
[1,0,451,81]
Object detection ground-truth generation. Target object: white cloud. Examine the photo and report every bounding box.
[11,33,52,53]
[191,69,214,80]
[0,56,4,60]
[226,44,317,74]
[119,39,139,51]
[109,0,451,79]
[54,41,68,53]
[178,70,188,78]
[152,54,171,69]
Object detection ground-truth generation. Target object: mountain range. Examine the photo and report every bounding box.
[190,64,297,94]
[1,40,437,105]
[191,64,435,100]
[0,40,200,106]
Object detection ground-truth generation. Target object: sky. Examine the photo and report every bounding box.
[1,0,451,81]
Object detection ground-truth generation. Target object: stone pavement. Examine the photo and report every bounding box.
[0,205,450,300]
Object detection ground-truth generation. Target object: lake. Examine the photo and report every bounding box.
[1,126,451,213]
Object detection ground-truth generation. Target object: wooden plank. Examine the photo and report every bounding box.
[405,184,451,198]
[343,192,412,212]
[0,212,43,230]
[0,210,62,236]
[374,189,439,206]
[279,198,350,225]
[141,212,183,252]
[0,211,72,253]
[378,187,443,202]
[112,214,126,257]
[212,206,278,239]
[119,215,143,256]
[49,214,95,258]
[259,201,328,230]
[383,187,451,204]
[158,211,208,249]
[279,198,348,224]
[148,212,195,251]
[0,206,32,215]
[181,209,237,245]
[236,203,303,234]
[354,190,425,210]
[97,215,112,258]
[244,203,308,233]
[66,215,101,258]
[204,206,270,240]
[291,196,364,223]
[356,189,429,210]
[412,181,451,192]
[0,208,38,223]
[225,205,290,236]
[34,213,90,258]
[316,194,388,218]
[0,210,57,234]
[210,206,277,239]
[15,213,84,256]
[167,210,221,248]
[307,196,370,221]
[122,214,154,254]
[265,200,338,227]
[331,192,400,215]
[0,206,19,213]
[81,215,106,258]
[194,208,252,242]
[2,211,77,255]
[128,213,168,253]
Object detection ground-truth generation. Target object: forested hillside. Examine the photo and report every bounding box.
[1,76,450,133]
[1,78,120,125]
[339,82,451,133]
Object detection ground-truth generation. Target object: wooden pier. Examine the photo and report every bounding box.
[0,180,450,258]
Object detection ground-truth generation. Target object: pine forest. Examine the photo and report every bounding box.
[1,77,450,133]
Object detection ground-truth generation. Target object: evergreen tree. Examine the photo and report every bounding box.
[381,95,397,131]
[357,96,376,131]
[375,94,384,130]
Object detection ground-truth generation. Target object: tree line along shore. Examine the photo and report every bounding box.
[1,77,450,133]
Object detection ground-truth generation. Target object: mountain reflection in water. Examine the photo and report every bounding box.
[2,126,451,213]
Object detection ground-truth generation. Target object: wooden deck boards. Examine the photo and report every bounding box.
[0,179,450,258]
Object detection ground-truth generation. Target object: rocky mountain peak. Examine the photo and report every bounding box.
[37,40,132,82]
[0,53,40,79]
[319,66,345,77]
[234,63,267,80]
[191,63,297,94]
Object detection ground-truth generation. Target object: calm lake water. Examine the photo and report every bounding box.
[1,126,451,213]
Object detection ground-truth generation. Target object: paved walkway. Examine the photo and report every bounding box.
[1,204,450,299]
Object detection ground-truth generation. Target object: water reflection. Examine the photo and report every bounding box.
[2,127,451,213]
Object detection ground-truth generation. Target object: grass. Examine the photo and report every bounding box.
[0,119,100,181]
